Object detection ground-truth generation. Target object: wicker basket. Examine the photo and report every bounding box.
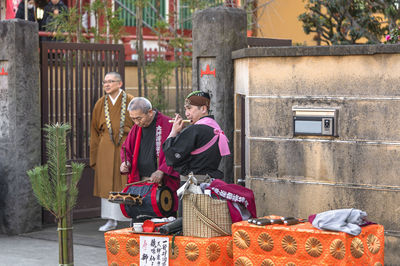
[183,194,232,238]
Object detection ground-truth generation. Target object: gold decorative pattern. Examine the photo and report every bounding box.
[169,241,179,260]
[160,189,173,211]
[234,230,251,249]
[282,235,297,255]
[129,264,138,266]
[206,243,221,262]
[286,263,296,266]
[258,232,274,252]
[374,262,382,266]
[305,237,323,257]
[107,237,120,255]
[234,256,253,266]
[330,239,345,260]
[108,192,142,205]
[185,242,199,261]
[110,262,118,266]
[367,234,381,254]
[227,239,233,258]
[261,259,275,266]
[126,238,139,257]
[350,238,364,259]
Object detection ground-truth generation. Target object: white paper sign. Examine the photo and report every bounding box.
[140,235,169,266]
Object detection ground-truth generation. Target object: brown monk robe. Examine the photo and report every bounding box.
[90,93,134,198]
[90,72,134,231]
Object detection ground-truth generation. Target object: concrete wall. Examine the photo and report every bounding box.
[0,20,41,234]
[233,44,400,263]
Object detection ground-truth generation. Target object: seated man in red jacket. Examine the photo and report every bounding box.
[120,97,180,217]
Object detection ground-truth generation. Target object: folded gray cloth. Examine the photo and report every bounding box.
[310,208,367,236]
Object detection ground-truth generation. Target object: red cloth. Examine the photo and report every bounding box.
[208,179,257,223]
[126,127,142,183]
[6,0,18,19]
[121,111,180,211]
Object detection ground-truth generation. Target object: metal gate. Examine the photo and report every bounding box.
[40,42,125,222]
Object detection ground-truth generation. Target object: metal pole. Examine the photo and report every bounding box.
[24,0,28,20]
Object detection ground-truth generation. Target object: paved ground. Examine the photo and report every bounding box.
[0,218,130,266]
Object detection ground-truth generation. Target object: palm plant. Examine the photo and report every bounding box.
[27,123,84,265]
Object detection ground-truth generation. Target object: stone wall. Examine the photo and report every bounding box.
[233,44,400,263]
[0,20,41,234]
[192,7,247,182]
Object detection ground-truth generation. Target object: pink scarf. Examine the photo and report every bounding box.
[190,117,230,156]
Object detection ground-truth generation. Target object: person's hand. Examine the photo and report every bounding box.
[149,170,164,184]
[120,161,131,174]
[169,114,185,138]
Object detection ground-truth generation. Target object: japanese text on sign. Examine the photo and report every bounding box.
[140,235,169,266]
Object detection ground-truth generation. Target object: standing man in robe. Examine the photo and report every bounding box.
[163,91,230,179]
[90,72,134,231]
[120,97,180,216]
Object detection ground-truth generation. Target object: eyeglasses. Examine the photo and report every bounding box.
[102,80,120,85]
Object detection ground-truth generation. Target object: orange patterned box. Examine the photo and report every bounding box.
[232,218,384,266]
[104,228,233,266]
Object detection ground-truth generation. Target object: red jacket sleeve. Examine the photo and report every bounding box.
[121,125,138,164]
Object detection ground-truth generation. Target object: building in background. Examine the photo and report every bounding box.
[256,0,316,45]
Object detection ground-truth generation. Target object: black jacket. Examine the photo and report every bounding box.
[41,0,67,31]
[15,1,36,22]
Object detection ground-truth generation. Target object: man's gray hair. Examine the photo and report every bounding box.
[105,71,122,81]
[127,97,153,113]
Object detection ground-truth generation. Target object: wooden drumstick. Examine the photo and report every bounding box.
[123,146,128,167]
[126,178,152,186]
[121,146,130,176]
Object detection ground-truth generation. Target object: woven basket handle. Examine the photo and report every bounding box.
[189,194,230,236]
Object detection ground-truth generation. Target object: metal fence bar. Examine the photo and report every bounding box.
[60,49,64,125]
[49,49,54,124]
[77,49,83,158]
[40,42,125,163]
[65,49,71,158]
[84,50,89,158]
[69,49,75,158]
[54,50,59,123]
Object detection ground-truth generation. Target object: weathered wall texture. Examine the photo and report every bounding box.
[0,20,41,234]
[233,45,400,263]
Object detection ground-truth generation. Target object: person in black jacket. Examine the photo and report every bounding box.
[163,91,231,179]
[41,0,67,41]
[15,0,41,23]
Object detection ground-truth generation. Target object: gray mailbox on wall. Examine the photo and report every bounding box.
[293,107,338,136]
